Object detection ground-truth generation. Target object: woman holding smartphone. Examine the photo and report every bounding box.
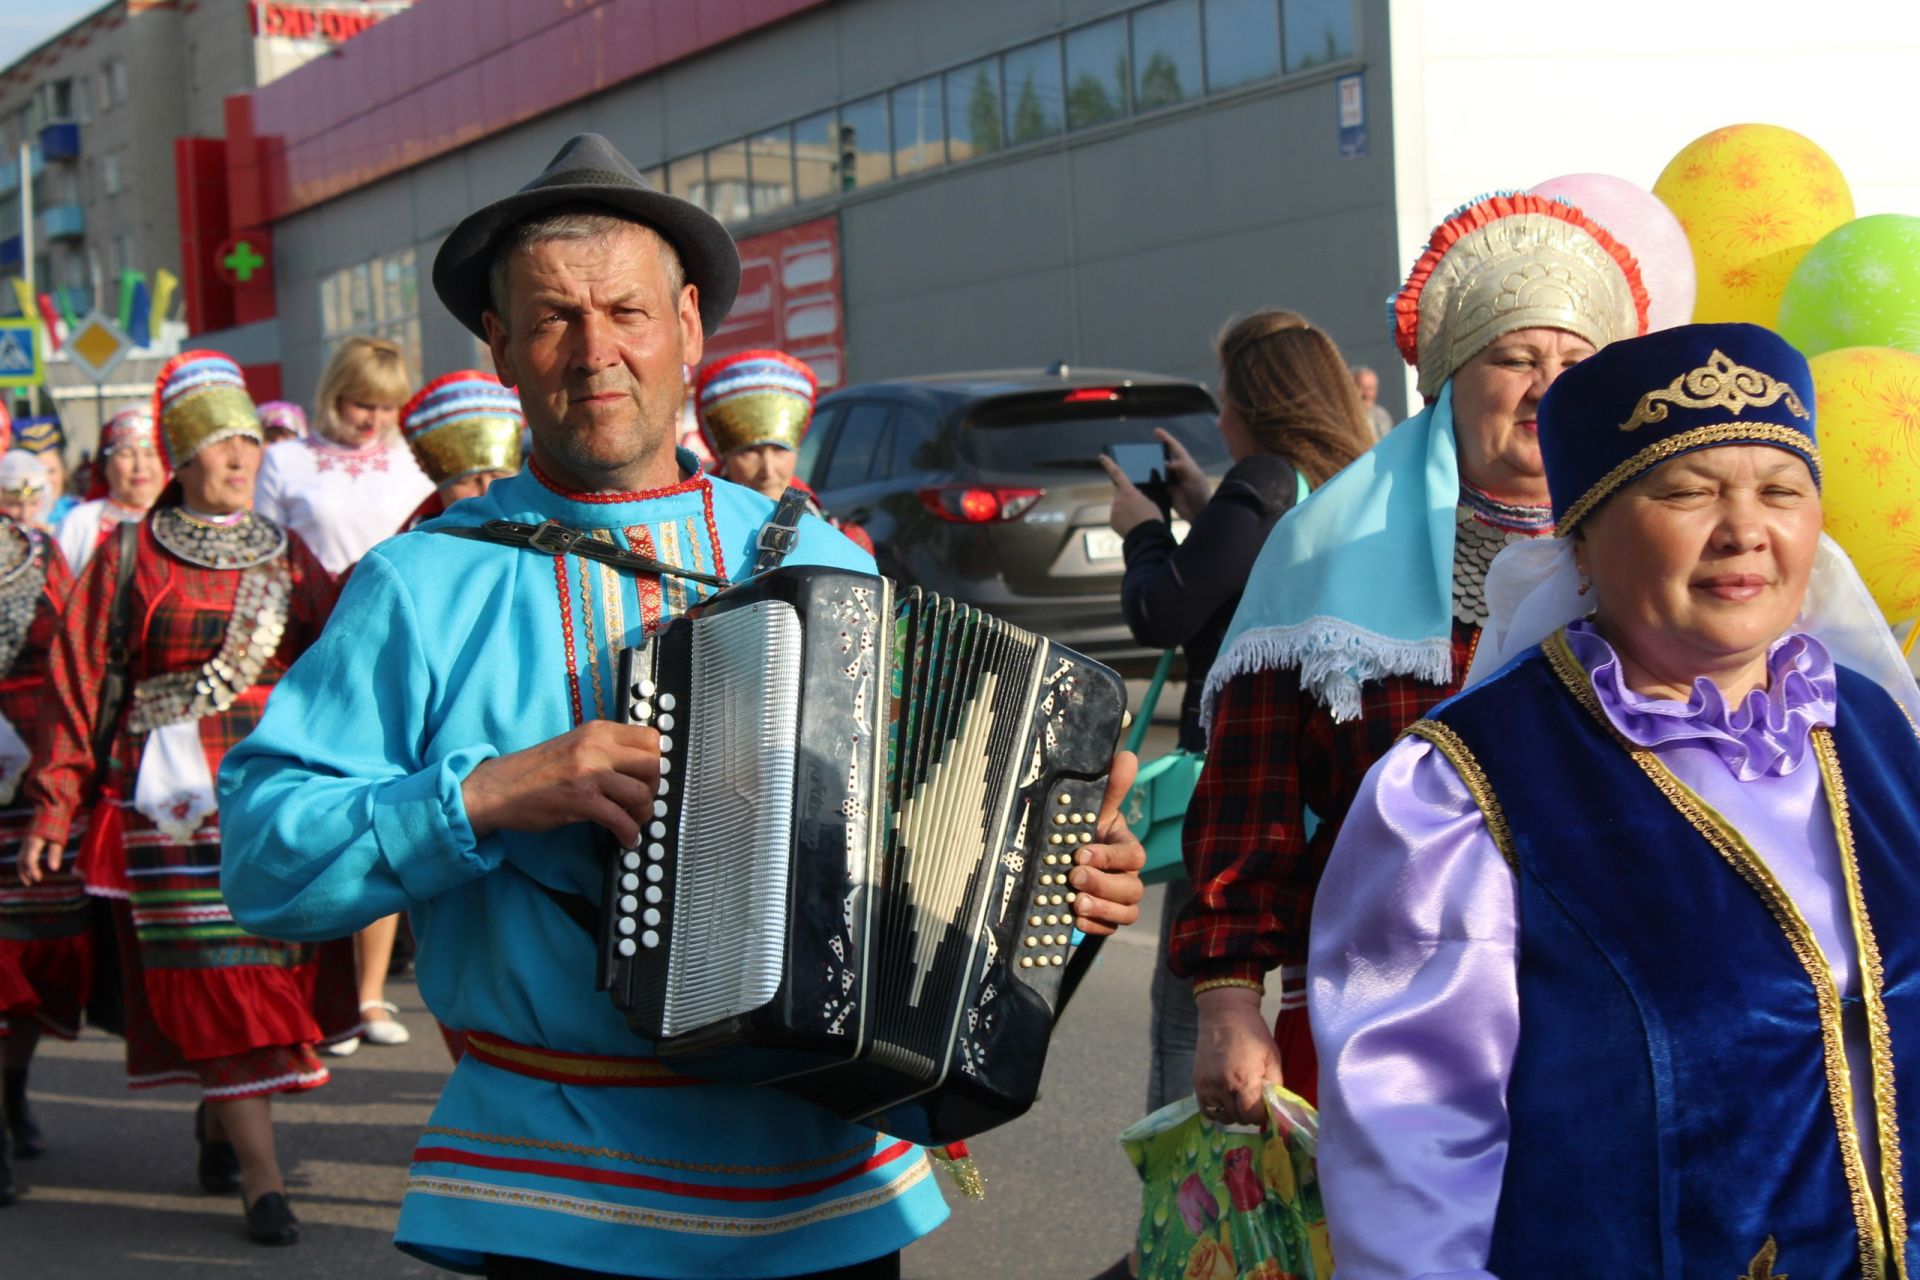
[1093,309,1370,1278]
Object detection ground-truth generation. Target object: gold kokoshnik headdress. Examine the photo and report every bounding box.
[1394,192,1650,401]
[152,350,262,469]
[694,349,819,459]
[400,370,525,487]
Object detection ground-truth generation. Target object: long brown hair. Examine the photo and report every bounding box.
[1215,309,1374,486]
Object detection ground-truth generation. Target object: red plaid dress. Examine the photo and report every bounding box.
[0,530,88,1039]
[27,515,360,1096]
[1169,620,1481,1102]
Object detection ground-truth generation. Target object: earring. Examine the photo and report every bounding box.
[1576,572,1592,597]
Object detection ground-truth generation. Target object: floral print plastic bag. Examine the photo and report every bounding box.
[1119,1085,1333,1279]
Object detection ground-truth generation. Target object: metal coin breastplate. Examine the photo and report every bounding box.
[1452,504,1549,628]
[149,504,287,570]
[127,537,293,735]
[0,521,45,681]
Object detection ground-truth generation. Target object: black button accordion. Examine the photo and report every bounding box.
[595,565,1127,1144]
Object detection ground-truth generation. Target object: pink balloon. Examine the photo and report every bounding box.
[1530,172,1697,333]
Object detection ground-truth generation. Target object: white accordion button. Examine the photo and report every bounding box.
[659,736,674,753]
[649,820,667,839]
[657,713,676,733]
[659,757,672,775]
[620,873,639,892]
[641,929,660,949]
[638,678,656,698]
[618,938,637,957]
[643,908,661,926]
[619,895,638,913]
[647,842,665,860]
[653,799,669,818]
[645,864,664,883]
[645,885,663,904]
[659,692,677,711]
[622,852,641,871]
[617,917,636,935]
[657,778,670,795]
[633,701,652,721]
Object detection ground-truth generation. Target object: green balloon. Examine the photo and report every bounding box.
[1778,214,1920,357]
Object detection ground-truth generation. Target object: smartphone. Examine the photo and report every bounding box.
[1103,441,1170,488]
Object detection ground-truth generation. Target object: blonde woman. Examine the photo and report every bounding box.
[253,335,432,574]
[253,336,431,1054]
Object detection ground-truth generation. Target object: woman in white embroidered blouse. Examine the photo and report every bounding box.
[253,336,433,576]
[252,335,430,1053]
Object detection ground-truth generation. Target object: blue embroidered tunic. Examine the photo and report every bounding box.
[218,458,947,1277]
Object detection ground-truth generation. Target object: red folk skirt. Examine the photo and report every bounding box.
[0,794,92,1040]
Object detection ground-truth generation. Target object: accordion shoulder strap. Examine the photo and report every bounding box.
[433,519,728,588]
[751,487,811,577]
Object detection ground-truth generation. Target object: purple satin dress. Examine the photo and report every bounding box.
[1307,622,1866,1280]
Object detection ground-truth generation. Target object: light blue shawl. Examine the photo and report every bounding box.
[1200,384,1462,726]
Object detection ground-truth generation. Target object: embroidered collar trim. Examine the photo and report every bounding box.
[529,455,708,505]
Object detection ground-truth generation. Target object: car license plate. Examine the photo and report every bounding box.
[1084,520,1188,562]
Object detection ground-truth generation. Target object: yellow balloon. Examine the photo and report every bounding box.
[1811,346,1920,624]
[1653,124,1854,326]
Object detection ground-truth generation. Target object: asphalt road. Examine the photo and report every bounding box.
[6,707,1277,1279]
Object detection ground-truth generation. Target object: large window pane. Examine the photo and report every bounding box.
[1002,38,1063,145]
[1065,17,1128,131]
[705,140,751,224]
[667,153,706,208]
[945,58,1002,161]
[748,127,794,215]
[640,165,665,191]
[890,77,945,176]
[839,93,890,190]
[1133,0,1201,110]
[1283,0,1354,71]
[794,109,838,202]
[1204,0,1280,91]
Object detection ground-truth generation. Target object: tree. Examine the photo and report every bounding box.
[1136,51,1184,111]
[966,68,1003,155]
[1012,73,1053,143]
[1067,71,1120,129]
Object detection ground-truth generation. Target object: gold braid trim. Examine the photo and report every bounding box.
[1400,720,1517,868]
[1814,730,1909,1277]
[1543,631,1886,1277]
[1553,424,1823,537]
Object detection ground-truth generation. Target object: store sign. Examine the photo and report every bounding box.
[216,230,274,290]
[252,2,385,43]
[708,216,846,389]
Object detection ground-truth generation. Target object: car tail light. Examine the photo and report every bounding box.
[1064,387,1119,402]
[917,485,1046,523]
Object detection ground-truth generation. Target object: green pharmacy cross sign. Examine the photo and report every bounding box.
[215,230,273,288]
[224,241,265,282]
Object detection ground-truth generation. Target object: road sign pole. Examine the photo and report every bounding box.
[17,140,37,416]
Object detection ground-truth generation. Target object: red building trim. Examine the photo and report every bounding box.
[230,0,833,224]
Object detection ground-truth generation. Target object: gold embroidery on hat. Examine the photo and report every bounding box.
[1619,350,1810,432]
[1742,1236,1786,1280]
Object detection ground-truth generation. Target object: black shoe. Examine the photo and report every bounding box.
[195,1102,241,1194]
[243,1190,300,1245]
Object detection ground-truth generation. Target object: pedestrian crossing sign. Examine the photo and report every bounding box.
[0,318,38,389]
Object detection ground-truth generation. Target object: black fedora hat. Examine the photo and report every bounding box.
[432,132,740,341]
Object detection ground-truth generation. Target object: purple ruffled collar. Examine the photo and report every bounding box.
[1565,619,1836,781]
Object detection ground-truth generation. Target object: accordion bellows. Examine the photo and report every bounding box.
[599,566,1127,1144]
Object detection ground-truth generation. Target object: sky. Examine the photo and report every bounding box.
[0,1,106,71]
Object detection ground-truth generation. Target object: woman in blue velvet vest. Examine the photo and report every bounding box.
[1306,322,1920,1280]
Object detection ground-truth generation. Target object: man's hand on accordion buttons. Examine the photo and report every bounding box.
[461,721,662,847]
[1071,749,1146,936]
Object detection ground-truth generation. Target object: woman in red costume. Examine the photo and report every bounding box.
[0,407,78,1208]
[20,351,356,1245]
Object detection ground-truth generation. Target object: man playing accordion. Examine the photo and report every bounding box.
[218,134,1146,1280]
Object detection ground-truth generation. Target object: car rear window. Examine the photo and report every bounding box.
[957,386,1229,472]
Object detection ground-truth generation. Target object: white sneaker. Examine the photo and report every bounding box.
[360,1000,412,1046]
[323,1036,361,1056]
